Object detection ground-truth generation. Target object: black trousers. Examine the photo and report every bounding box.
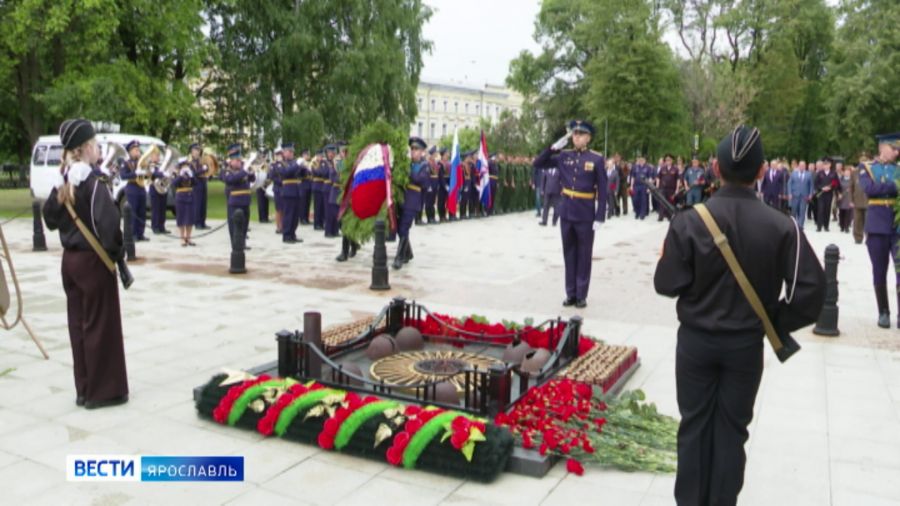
[816,193,833,230]
[675,326,763,506]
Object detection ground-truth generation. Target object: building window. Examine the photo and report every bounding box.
[486,105,491,116]
[430,123,435,139]
[476,104,480,116]
[431,99,435,111]
[417,122,423,136]
[442,124,447,136]
[454,102,458,113]
[465,103,469,114]
[443,100,447,112]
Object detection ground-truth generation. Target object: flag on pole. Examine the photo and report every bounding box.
[476,130,492,210]
[446,128,463,215]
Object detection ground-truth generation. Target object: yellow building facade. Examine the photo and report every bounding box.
[411,81,524,146]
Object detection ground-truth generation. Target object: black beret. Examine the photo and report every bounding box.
[717,125,765,176]
[59,119,95,151]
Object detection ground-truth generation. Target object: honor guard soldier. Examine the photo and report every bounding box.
[277,143,303,243]
[269,148,284,234]
[394,137,430,269]
[189,143,211,230]
[488,153,499,216]
[629,156,653,220]
[299,148,312,225]
[312,148,328,230]
[437,147,449,222]
[859,133,899,328]
[44,119,129,409]
[424,146,438,224]
[533,120,608,308]
[655,125,825,506]
[118,139,149,241]
[148,148,169,235]
[173,160,196,246]
[223,144,255,249]
[323,144,341,238]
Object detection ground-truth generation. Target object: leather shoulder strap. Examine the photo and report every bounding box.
[63,198,116,274]
[694,204,783,352]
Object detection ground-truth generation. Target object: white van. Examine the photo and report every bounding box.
[30,133,165,201]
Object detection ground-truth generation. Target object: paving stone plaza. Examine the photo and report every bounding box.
[0,211,898,505]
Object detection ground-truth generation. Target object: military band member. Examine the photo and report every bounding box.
[189,143,210,230]
[299,148,312,225]
[118,140,149,241]
[256,151,271,224]
[533,120,608,308]
[437,147,449,222]
[43,119,129,409]
[278,143,303,243]
[859,133,899,328]
[394,137,430,269]
[148,148,169,235]
[311,149,326,230]
[223,144,254,250]
[269,148,284,233]
[630,156,653,220]
[655,125,825,506]
[173,160,197,246]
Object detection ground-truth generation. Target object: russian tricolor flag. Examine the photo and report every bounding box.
[476,131,492,210]
[446,129,463,215]
[349,144,392,220]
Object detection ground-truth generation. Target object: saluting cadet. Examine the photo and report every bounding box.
[269,148,284,234]
[533,120,608,308]
[278,143,302,243]
[323,144,341,238]
[223,144,255,249]
[118,140,149,241]
[437,148,449,222]
[189,143,210,230]
[394,137,430,269]
[298,148,312,225]
[148,148,169,235]
[859,133,899,328]
[630,156,653,220]
[424,146,439,224]
[312,149,327,230]
[655,125,825,506]
[172,160,196,247]
[44,119,129,409]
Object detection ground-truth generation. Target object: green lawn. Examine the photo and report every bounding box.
[0,188,34,219]
[0,181,276,221]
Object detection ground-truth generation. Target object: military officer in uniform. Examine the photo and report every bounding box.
[269,148,284,233]
[312,149,327,230]
[424,146,439,224]
[630,156,653,220]
[256,151,271,224]
[657,154,680,221]
[394,137,430,269]
[323,144,341,238]
[278,143,303,243]
[859,133,899,328]
[298,148,312,225]
[118,140,149,241]
[148,148,169,235]
[655,125,825,506]
[223,144,255,249]
[189,143,210,230]
[533,120,608,308]
[849,155,869,244]
[437,148,449,222]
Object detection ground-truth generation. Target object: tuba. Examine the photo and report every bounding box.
[136,144,160,187]
[248,151,268,190]
[152,147,181,194]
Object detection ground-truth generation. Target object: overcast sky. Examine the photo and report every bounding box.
[420,0,542,88]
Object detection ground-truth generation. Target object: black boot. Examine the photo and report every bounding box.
[876,284,890,328]
[336,237,350,262]
[403,240,413,264]
[349,241,359,258]
[392,238,407,270]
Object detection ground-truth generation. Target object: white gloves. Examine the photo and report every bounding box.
[136,168,147,176]
[551,132,571,151]
[593,221,602,231]
[180,167,192,177]
[66,162,93,187]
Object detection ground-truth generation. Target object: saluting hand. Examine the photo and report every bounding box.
[551,132,571,151]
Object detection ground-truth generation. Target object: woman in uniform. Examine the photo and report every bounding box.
[42,119,129,409]
[173,160,197,246]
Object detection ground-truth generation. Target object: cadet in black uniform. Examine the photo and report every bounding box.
[655,126,826,506]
